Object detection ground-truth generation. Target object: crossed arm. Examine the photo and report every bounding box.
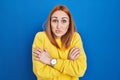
[33,47,80,66]
[32,32,87,79]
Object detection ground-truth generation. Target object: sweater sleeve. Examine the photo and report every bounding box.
[54,32,87,77]
[32,32,60,79]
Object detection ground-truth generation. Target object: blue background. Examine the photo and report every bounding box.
[0,0,120,80]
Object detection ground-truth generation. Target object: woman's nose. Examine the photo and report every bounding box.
[56,21,61,29]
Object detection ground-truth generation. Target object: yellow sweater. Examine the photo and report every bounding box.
[32,31,87,80]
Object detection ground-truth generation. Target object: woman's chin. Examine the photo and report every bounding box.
[55,34,63,38]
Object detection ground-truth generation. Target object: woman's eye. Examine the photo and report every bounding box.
[52,20,58,23]
[62,20,67,23]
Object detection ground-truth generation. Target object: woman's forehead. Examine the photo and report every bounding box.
[51,10,69,19]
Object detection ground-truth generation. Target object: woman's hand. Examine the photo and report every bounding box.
[68,47,80,60]
[33,48,52,65]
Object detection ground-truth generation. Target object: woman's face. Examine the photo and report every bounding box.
[51,10,69,38]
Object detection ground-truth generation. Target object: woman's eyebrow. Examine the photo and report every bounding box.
[62,17,68,19]
[51,16,57,19]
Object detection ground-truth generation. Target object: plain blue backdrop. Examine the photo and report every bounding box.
[0,0,120,80]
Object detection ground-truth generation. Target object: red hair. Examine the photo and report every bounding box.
[46,5,76,49]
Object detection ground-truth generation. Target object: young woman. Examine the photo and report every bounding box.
[32,5,87,80]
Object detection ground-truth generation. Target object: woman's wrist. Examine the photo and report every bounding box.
[50,58,57,67]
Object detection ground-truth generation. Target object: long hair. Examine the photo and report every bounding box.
[46,5,76,49]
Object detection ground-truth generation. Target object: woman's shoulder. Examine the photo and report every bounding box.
[35,31,46,37]
[72,31,83,42]
[73,31,81,38]
[71,32,83,45]
[34,31,48,41]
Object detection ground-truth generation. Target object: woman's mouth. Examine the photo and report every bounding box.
[55,30,62,33]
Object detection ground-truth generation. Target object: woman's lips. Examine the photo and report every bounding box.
[55,30,62,33]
